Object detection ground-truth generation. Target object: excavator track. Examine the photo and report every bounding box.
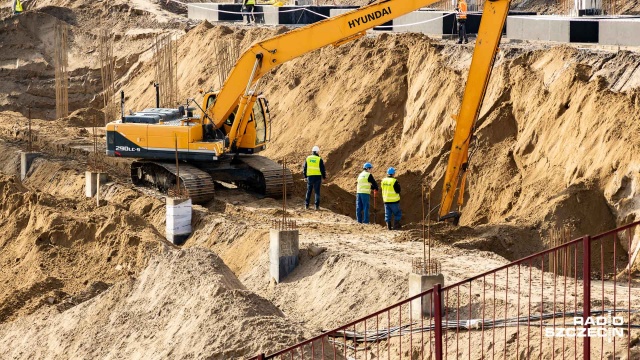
[131,161,215,204]
[235,155,293,198]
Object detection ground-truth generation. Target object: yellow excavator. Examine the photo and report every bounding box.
[106,0,511,206]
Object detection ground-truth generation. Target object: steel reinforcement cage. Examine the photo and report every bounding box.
[248,221,640,360]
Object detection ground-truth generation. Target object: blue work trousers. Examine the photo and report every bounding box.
[384,202,402,222]
[305,177,322,207]
[356,193,371,223]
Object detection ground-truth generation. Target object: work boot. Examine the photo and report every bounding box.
[394,221,402,230]
[464,40,469,44]
[386,222,392,230]
[304,204,309,210]
[456,40,462,44]
[315,205,320,211]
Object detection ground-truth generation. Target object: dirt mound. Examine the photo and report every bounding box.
[0,248,307,359]
[0,166,168,324]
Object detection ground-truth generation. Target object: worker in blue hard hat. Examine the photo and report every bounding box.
[381,167,402,230]
[356,162,379,224]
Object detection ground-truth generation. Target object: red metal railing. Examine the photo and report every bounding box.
[248,221,640,360]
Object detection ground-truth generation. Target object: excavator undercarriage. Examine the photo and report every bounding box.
[130,155,293,204]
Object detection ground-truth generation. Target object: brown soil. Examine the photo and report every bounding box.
[0,0,639,358]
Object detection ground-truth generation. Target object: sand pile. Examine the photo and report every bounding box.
[0,172,167,324]
[0,248,307,359]
[113,24,640,265]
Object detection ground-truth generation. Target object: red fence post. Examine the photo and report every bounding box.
[582,235,591,360]
[434,283,443,360]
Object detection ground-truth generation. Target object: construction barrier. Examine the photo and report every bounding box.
[247,221,640,359]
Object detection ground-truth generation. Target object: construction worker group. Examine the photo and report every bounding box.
[303,146,401,230]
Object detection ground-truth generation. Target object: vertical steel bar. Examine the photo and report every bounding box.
[468,282,472,360]
[353,324,356,359]
[422,295,425,360]
[562,244,568,360]
[434,283,443,360]
[613,232,617,355]
[574,244,578,360]
[445,289,449,360]
[364,319,367,360]
[504,268,508,360]
[583,236,592,360]
[456,286,460,358]
[493,272,496,360]
[540,257,544,360]
[399,304,402,359]
[388,310,391,360]
[482,275,486,360]
[527,258,532,359]
[376,315,379,359]
[311,338,314,360]
[553,248,557,360]
[600,238,605,360]
[627,228,631,360]
[516,264,521,359]
[410,300,413,360]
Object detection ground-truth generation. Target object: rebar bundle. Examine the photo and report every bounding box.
[214,38,240,89]
[154,34,178,108]
[99,29,116,123]
[54,23,69,119]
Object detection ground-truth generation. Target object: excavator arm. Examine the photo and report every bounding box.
[210,0,446,146]
[438,0,512,223]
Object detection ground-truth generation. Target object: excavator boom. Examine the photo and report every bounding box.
[438,0,512,222]
[211,0,445,137]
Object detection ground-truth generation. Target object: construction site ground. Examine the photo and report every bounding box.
[1,0,640,358]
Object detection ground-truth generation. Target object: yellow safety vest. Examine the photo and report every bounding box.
[306,155,322,176]
[381,177,400,203]
[15,0,23,12]
[357,171,371,194]
[246,0,255,5]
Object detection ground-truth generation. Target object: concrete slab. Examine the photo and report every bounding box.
[270,229,299,283]
[507,16,570,43]
[166,197,192,245]
[187,3,220,22]
[599,19,640,46]
[20,152,39,181]
[84,171,108,198]
[409,272,444,318]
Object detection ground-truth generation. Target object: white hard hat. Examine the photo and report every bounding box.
[312,145,320,153]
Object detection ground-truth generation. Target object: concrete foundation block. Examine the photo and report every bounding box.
[166,197,192,245]
[20,152,39,180]
[270,229,299,283]
[409,273,445,318]
[84,171,108,198]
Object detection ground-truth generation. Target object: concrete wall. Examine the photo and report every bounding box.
[393,11,447,35]
[188,3,220,22]
[507,16,570,43]
[599,19,640,46]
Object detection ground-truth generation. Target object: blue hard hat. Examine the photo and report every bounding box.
[387,167,396,175]
[363,162,373,169]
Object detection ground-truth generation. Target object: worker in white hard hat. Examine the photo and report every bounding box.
[303,145,326,210]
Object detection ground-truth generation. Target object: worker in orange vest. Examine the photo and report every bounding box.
[456,0,468,44]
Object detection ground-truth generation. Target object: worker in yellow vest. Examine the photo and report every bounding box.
[381,167,402,230]
[356,162,378,224]
[456,0,468,44]
[303,145,326,210]
[244,0,256,24]
[13,0,23,15]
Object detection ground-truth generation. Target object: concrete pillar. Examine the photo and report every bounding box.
[20,152,39,180]
[166,197,192,245]
[84,171,108,198]
[269,229,299,283]
[409,273,445,318]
